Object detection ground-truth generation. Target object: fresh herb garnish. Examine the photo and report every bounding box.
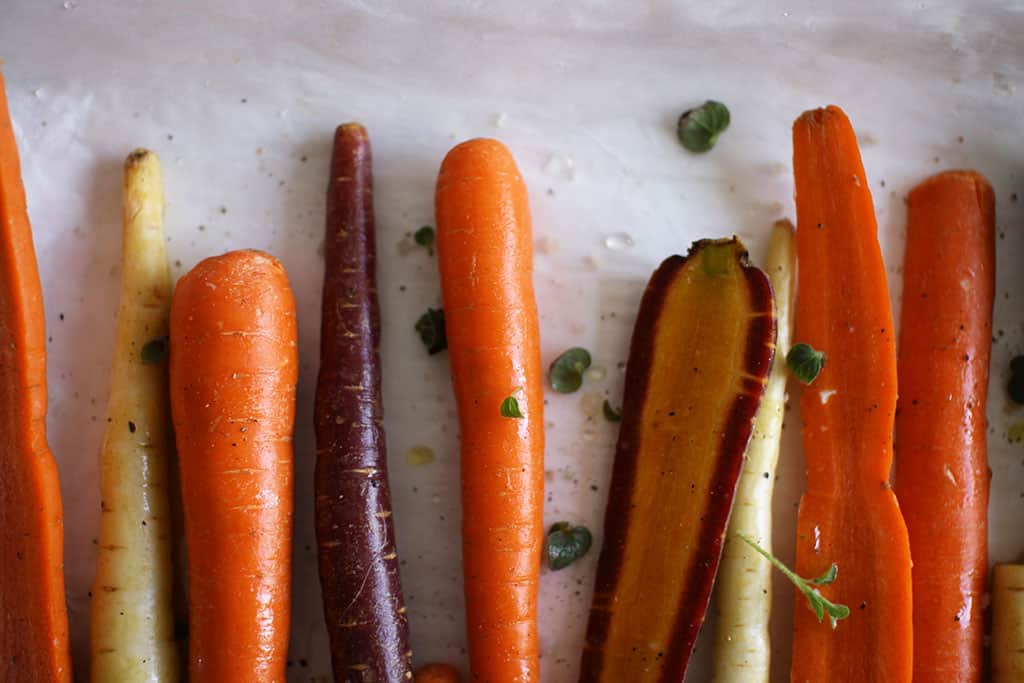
[546,522,592,570]
[140,336,169,364]
[414,226,435,254]
[415,308,447,355]
[549,347,592,393]
[1009,355,1024,404]
[602,399,623,422]
[737,532,851,629]
[787,343,826,385]
[677,100,731,153]
[500,395,524,419]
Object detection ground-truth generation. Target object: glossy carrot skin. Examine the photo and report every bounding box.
[893,170,994,682]
[315,123,412,681]
[170,250,297,682]
[435,139,544,683]
[579,239,775,682]
[0,70,72,683]
[790,106,913,682]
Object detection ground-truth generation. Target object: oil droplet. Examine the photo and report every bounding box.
[585,366,607,383]
[535,235,559,255]
[406,445,435,467]
[582,428,597,442]
[604,232,634,250]
[581,392,604,419]
[1008,421,1024,443]
[431,494,441,504]
[543,153,575,180]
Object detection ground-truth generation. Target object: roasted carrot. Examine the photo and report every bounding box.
[170,250,297,682]
[790,105,913,681]
[711,220,796,683]
[0,69,72,683]
[414,663,463,683]
[435,138,544,682]
[579,238,776,682]
[315,123,412,681]
[893,170,994,682]
[90,149,179,681]
[991,563,1024,681]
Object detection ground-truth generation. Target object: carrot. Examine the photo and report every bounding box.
[991,563,1024,681]
[90,149,179,681]
[435,138,544,682]
[892,170,994,682]
[790,105,913,681]
[0,69,72,683]
[579,238,776,682]
[315,123,412,681]
[170,249,297,682]
[711,220,796,683]
[414,663,463,683]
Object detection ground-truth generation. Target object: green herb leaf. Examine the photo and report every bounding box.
[787,343,826,385]
[414,225,435,252]
[140,336,169,364]
[546,521,593,570]
[1009,355,1024,404]
[500,395,524,419]
[549,347,592,393]
[737,532,850,630]
[415,308,447,355]
[602,399,623,422]
[810,563,839,586]
[677,100,731,153]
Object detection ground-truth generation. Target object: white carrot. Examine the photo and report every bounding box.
[90,149,179,682]
[992,563,1024,682]
[710,220,795,682]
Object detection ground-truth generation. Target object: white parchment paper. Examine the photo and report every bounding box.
[2,1,1023,680]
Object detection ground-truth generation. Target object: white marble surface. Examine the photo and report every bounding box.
[2,1,1022,680]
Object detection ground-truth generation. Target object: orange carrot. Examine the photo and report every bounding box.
[893,170,994,682]
[790,106,913,681]
[0,69,72,683]
[415,662,463,683]
[435,139,544,682]
[170,250,297,682]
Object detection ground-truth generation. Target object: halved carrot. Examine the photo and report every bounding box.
[315,123,412,680]
[893,170,994,682]
[579,238,776,681]
[790,105,913,681]
[0,69,72,683]
[435,139,544,682]
[170,249,297,682]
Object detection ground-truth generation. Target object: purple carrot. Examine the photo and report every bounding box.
[315,123,412,682]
